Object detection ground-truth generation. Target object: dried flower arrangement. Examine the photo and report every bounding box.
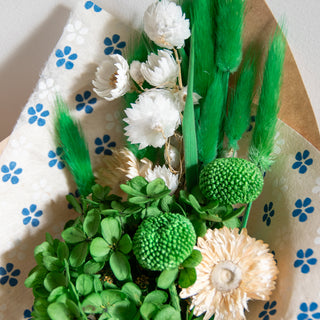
[25,0,286,319]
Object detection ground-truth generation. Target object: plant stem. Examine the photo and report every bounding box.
[169,283,181,313]
[241,202,252,230]
[173,48,183,89]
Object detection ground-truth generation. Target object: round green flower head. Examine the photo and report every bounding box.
[133,213,196,271]
[199,158,264,205]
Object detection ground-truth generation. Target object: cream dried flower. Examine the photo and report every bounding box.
[143,0,190,49]
[174,86,202,112]
[93,54,130,101]
[95,148,153,197]
[129,60,144,86]
[140,49,179,87]
[145,165,179,194]
[124,89,181,149]
[180,227,278,320]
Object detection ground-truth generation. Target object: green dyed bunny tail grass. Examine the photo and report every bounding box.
[54,97,95,196]
[225,53,257,151]
[249,28,286,172]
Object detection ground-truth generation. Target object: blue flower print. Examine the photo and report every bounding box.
[84,1,102,12]
[28,103,49,126]
[263,202,275,226]
[259,301,277,320]
[24,307,34,319]
[292,150,313,174]
[104,34,126,55]
[55,46,78,70]
[48,147,65,169]
[292,198,314,222]
[75,91,97,114]
[298,302,320,320]
[294,249,317,274]
[0,263,20,287]
[22,204,43,227]
[1,161,22,184]
[95,135,116,155]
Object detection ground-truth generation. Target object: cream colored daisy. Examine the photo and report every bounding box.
[95,148,153,197]
[180,227,278,320]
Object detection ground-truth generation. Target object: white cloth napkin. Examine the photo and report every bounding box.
[0,1,319,319]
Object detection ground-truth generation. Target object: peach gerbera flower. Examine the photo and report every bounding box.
[180,227,278,320]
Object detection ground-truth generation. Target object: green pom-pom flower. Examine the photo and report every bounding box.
[133,213,196,271]
[199,158,264,205]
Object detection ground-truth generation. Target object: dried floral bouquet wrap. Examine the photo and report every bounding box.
[25,0,286,319]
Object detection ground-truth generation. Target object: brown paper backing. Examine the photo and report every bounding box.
[244,0,320,150]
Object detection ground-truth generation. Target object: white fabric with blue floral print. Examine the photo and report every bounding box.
[0,1,319,319]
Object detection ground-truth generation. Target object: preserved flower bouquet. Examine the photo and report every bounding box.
[25,0,286,319]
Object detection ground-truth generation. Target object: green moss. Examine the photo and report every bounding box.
[133,213,196,271]
[199,158,264,204]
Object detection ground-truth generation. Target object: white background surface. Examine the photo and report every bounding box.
[0,0,319,141]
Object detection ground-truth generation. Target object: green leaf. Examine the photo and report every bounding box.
[43,271,67,292]
[43,256,63,272]
[145,206,162,218]
[57,242,69,261]
[144,290,168,306]
[93,274,103,293]
[121,282,142,306]
[83,210,101,238]
[76,274,94,296]
[34,241,55,263]
[222,206,245,221]
[109,299,136,320]
[90,237,111,262]
[179,267,197,288]
[120,184,145,197]
[47,302,70,320]
[70,241,88,268]
[199,212,222,222]
[110,251,131,281]
[81,292,103,314]
[101,217,121,244]
[48,286,67,303]
[118,234,132,254]
[140,302,159,320]
[190,218,207,238]
[128,176,148,192]
[66,194,82,214]
[188,194,202,213]
[92,184,110,201]
[33,286,50,299]
[157,268,179,290]
[182,250,202,268]
[84,259,105,274]
[160,195,175,212]
[61,227,86,244]
[128,196,150,205]
[154,305,180,320]
[222,216,241,228]
[100,289,127,307]
[25,265,48,288]
[146,179,166,196]
[65,299,81,318]
[45,233,54,246]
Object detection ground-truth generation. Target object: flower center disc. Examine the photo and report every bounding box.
[210,261,242,292]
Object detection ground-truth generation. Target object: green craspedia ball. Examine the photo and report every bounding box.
[133,213,196,271]
[199,158,264,205]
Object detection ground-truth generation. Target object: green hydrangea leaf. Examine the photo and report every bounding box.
[48,286,67,303]
[43,256,63,272]
[109,299,136,320]
[25,265,48,288]
[182,250,202,268]
[179,267,197,288]
[44,271,67,292]
[101,217,121,244]
[146,179,166,196]
[93,275,103,293]
[90,237,111,262]
[33,286,50,299]
[57,242,69,261]
[120,184,145,197]
[100,289,127,307]
[33,298,50,317]
[83,210,101,238]
[92,184,111,202]
[61,227,86,244]
[47,302,70,320]
[110,251,131,281]
[65,299,81,318]
[70,241,88,268]
[81,292,103,314]
[76,274,94,296]
[83,259,105,275]
[140,302,159,320]
[66,194,82,214]
[121,282,142,306]
[144,290,168,306]
[118,234,132,254]
[127,176,148,192]
[154,305,180,320]
[34,241,55,264]
[128,196,150,205]
[157,268,179,289]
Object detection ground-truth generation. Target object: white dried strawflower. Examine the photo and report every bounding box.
[124,89,181,149]
[143,0,190,49]
[140,49,179,87]
[93,54,130,101]
[129,60,144,86]
[174,86,202,111]
[145,165,179,194]
[180,227,278,320]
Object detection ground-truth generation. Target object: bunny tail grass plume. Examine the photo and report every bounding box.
[191,0,215,97]
[54,97,95,196]
[215,0,246,73]
[198,71,225,165]
[249,27,286,172]
[225,53,257,151]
